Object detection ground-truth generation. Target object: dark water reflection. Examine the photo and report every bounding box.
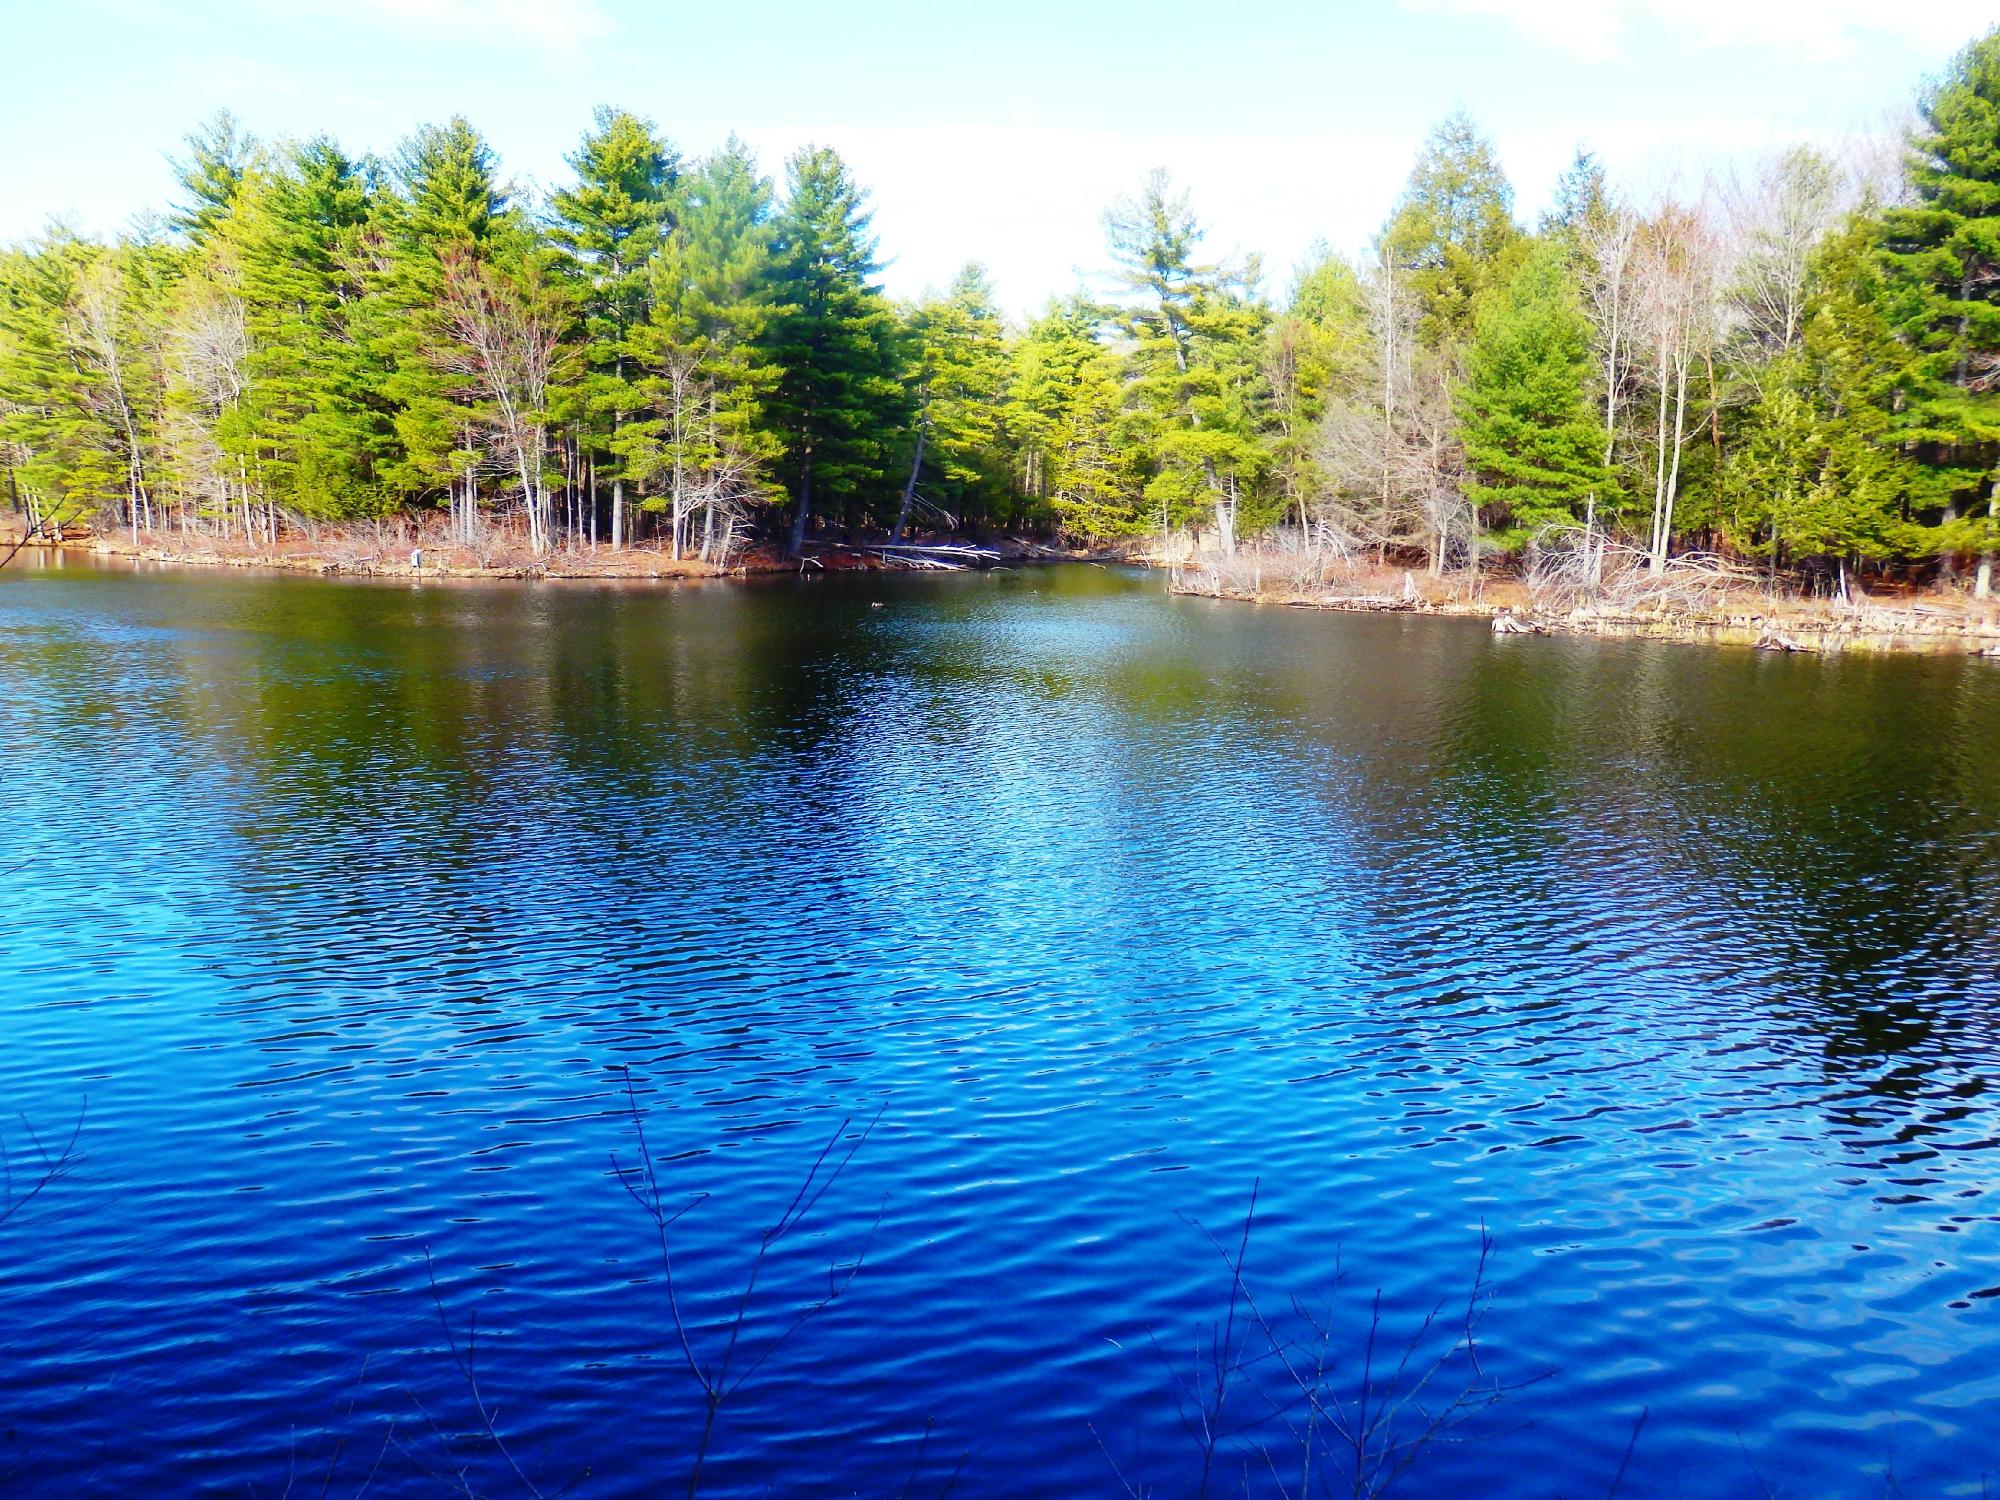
[2,557,1998,1496]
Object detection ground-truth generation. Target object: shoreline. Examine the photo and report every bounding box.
[1167,568,2000,657]
[3,527,1114,583]
[15,525,2000,656]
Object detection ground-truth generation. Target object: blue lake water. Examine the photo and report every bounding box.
[1,558,1997,1497]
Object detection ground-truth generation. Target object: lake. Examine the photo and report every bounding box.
[1,557,1997,1497]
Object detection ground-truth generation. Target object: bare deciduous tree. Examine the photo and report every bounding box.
[1634,200,1731,577]
[165,280,250,540]
[1724,145,1844,353]
[1312,257,1471,576]
[436,254,570,556]
[71,257,157,542]
[1579,204,1641,587]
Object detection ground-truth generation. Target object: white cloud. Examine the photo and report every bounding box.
[1402,0,1994,60]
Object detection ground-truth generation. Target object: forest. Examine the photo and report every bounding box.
[3,27,2000,591]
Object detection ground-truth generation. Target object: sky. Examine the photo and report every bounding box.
[2,0,1993,312]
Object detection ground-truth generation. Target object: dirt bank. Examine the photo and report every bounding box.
[1165,557,2000,657]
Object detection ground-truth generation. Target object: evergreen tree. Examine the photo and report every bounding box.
[1380,112,1523,346]
[365,116,521,512]
[1540,147,1610,241]
[549,108,677,544]
[1727,218,1919,568]
[1003,297,1101,518]
[623,138,784,558]
[1051,352,1147,539]
[892,263,1009,539]
[170,111,259,247]
[1104,170,1270,553]
[0,234,178,537]
[1878,26,2000,593]
[1266,247,1368,533]
[0,235,133,529]
[765,146,904,553]
[1457,238,1612,538]
[226,138,393,517]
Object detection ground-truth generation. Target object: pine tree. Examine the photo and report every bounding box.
[0,236,134,531]
[1266,247,1368,534]
[765,147,905,553]
[1540,147,1610,241]
[0,234,179,539]
[1051,352,1147,539]
[1104,170,1271,553]
[892,264,1009,539]
[1380,112,1523,346]
[1003,297,1098,515]
[622,138,784,559]
[1457,238,1612,539]
[549,108,677,545]
[1727,218,1918,571]
[1878,27,2000,594]
[364,117,521,519]
[170,111,259,247]
[225,138,393,518]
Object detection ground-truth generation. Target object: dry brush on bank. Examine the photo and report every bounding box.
[1165,536,2000,656]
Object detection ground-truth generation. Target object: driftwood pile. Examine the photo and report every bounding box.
[802,541,1004,571]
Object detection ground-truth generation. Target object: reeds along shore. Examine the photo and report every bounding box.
[1163,541,2000,656]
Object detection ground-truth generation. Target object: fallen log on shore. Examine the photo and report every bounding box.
[801,540,1007,571]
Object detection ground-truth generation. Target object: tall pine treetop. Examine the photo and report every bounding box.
[392,118,510,252]
[549,108,677,271]
[1380,111,1522,344]
[1879,28,2000,494]
[170,110,260,246]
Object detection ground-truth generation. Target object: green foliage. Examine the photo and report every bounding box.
[7,56,2000,577]
[0,237,128,522]
[549,109,677,502]
[1001,298,1145,538]
[1540,148,1610,241]
[1726,219,1921,560]
[1266,248,1369,524]
[621,138,785,521]
[1457,238,1612,535]
[1877,26,2000,552]
[765,146,906,549]
[1379,112,1523,346]
[170,111,259,247]
[365,116,525,504]
[998,298,1126,536]
[223,138,396,516]
[900,265,1011,526]
[0,233,176,528]
[1104,171,1271,542]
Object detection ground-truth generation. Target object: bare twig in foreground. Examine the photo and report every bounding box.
[0,1099,86,1230]
[610,1067,886,1498]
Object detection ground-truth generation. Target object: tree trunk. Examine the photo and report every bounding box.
[1977,490,1997,601]
[1212,467,1235,558]
[788,448,813,557]
[890,424,927,544]
[1653,356,1692,577]
[1649,343,1671,575]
